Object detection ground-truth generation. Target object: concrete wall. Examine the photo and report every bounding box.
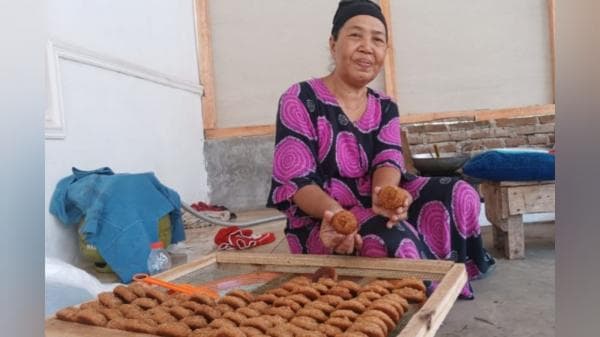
[205,135,275,210]
[45,0,208,264]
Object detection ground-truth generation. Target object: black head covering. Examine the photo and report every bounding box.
[331,0,388,40]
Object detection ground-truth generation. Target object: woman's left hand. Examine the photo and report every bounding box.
[319,210,363,255]
[372,186,413,228]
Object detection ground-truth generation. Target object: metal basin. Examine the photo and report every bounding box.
[411,153,471,176]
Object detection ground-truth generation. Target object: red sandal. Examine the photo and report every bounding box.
[214,226,276,250]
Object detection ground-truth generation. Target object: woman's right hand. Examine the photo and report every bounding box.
[319,210,362,255]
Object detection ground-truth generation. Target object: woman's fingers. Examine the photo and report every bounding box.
[354,233,363,250]
[334,234,355,254]
[386,220,395,229]
[323,210,335,223]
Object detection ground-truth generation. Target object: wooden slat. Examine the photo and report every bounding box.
[398,264,468,337]
[481,182,502,223]
[205,124,275,139]
[46,319,153,337]
[547,0,556,102]
[400,104,555,124]
[380,0,398,100]
[156,252,216,282]
[203,105,554,139]
[195,0,217,129]
[251,265,447,281]
[505,215,525,259]
[215,252,454,278]
[507,183,555,215]
[498,180,555,187]
[500,186,510,220]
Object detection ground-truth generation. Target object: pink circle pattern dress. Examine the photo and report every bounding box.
[267,78,495,299]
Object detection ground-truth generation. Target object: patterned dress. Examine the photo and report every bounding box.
[266,78,495,298]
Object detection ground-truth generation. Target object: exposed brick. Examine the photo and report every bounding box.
[482,139,505,149]
[467,129,491,139]
[514,125,537,135]
[449,130,468,141]
[505,136,528,147]
[473,120,492,128]
[435,142,457,153]
[495,116,538,127]
[521,144,548,150]
[534,123,555,133]
[405,124,426,133]
[426,132,451,143]
[492,128,514,138]
[436,116,475,123]
[447,120,491,131]
[447,122,473,131]
[424,123,448,132]
[407,133,422,145]
[528,134,549,145]
[460,140,485,152]
[412,144,435,154]
[538,114,555,124]
[549,134,555,145]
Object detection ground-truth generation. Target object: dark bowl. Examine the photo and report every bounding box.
[411,153,471,176]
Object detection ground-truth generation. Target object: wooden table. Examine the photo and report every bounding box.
[480,180,555,259]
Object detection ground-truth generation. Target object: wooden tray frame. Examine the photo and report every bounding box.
[46,252,467,337]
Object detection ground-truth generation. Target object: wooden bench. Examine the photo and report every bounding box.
[480,180,555,259]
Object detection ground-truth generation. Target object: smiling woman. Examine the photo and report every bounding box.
[325,13,387,121]
[266,0,496,300]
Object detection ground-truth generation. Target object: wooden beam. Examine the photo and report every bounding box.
[203,104,555,139]
[399,264,467,337]
[195,0,217,129]
[205,124,275,139]
[215,252,454,280]
[400,104,555,124]
[155,252,217,282]
[547,0,556,103]
[380,0,398,100]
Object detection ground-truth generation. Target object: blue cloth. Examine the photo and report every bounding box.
[463,148,555,181]
[49,167,185,282]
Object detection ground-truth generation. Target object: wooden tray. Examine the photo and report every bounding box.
[46,252,467,337]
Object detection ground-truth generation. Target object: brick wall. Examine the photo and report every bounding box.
[402,114,555,155]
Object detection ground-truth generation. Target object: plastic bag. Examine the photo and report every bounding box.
[45,257,120,317]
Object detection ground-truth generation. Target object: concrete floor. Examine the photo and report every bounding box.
[438,222,555,337]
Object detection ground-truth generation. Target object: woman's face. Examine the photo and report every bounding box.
[330,15,387,87]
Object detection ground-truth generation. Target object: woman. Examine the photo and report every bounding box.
[267,0,495,299]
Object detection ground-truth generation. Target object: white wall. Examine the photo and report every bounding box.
[210,0,384,128]
[391,0,553,114]
[209,0,552,127]
[45,0,208,264]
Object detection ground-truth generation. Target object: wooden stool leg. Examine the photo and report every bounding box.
[492,225,506,250]
[505,215,525,259]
